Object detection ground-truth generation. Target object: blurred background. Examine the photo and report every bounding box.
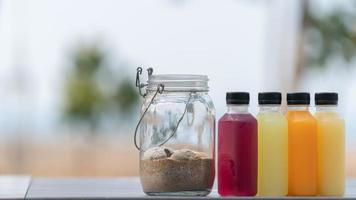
[0,0,355,177]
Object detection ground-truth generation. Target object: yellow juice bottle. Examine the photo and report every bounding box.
[286,93,317,196]
[315,93,345,196]
[257,92,288,196]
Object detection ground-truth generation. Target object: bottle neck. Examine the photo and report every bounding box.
[227,104,249,114]
[259,105,281,113]
[316,105,338,112]
[288,105,309,111]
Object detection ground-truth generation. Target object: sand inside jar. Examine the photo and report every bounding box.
[140,148,214,193]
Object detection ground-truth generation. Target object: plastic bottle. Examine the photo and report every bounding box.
[218,92,257,196]
[257,92,288,196]
[286,92,317,196]
[315,92,345,196]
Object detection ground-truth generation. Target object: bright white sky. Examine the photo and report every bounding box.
[0,0,270,133]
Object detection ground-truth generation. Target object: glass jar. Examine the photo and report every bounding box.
[134,68,215,196]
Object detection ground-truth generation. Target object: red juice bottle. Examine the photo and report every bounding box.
[218,92,258,196]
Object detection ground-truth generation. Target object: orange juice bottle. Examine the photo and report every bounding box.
[315,93,345,196]
[286,93,317,196]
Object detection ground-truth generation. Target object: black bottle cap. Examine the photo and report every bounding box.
[287,92,310,105]
[258,92,282,105]
[226,92,249,105]
[315,92,338,105]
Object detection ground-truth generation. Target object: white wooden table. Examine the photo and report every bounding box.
[1,176,356,199]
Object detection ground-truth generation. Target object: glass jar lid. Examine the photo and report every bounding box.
[147,74,209,92]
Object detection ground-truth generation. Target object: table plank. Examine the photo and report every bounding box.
[25,177,356,199]
[26,177,147,199]
[0,176,31,199]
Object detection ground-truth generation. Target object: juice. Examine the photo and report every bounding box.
[315,112,345,195]
[257,92,288,196]
[286,93,317,196]
[315,93,345,196]
[218,113,257,196]
[218,92,257,196]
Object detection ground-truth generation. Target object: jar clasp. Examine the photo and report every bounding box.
[135,67,153,97]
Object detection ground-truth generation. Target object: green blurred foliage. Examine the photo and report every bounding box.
[114,78,139,113]
[64,42,139,132]
[304,2,356,67]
